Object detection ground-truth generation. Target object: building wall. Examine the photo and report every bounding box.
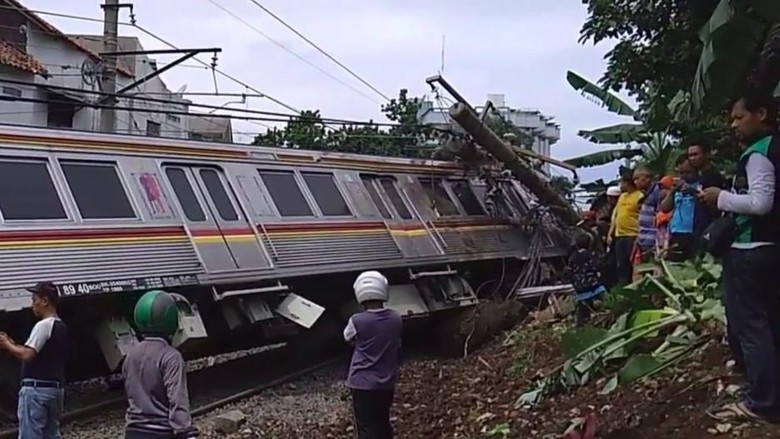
[417,96,560,174]
[0,66,46,126]
[112,37,189,139]
[13,25,190,138]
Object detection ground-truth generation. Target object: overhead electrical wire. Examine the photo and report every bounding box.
[0,85,434,129]
[244,0,392,102]
[0,3,301,114]
[205,0,381,105]
[0,4,417,134]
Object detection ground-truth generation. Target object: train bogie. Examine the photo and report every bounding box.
[0,124,567,390]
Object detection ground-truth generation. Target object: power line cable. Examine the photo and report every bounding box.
[0,3,303,115]
[205,0,381,105]
[0,92,434,129]
[244,0,391,102]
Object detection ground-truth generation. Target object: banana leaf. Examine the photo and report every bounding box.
[566,71,637,117]
[690,0,771,112]
[563,148,644,168]
[577,123,648,144]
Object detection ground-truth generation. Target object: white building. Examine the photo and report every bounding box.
[72,35,191,138]
[0,0,199,139]
[417,93,561,173]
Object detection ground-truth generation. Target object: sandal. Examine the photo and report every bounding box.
[706,401,763,423]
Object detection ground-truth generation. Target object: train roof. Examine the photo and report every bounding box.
[0,123,478,176]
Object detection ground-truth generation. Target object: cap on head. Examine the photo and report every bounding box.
[606,186,621,197]
[353,271,389,304]
[133,290,179,335]
[26,281,59,306]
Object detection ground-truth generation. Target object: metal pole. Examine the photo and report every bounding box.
[449,102,580,225]
[99,0,120,133]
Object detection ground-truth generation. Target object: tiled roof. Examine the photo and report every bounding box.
[4,0,134,77]
[0,40,48,76]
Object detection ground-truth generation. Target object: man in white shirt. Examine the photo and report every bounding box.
[0,281,68,439]
[701,91,780,424]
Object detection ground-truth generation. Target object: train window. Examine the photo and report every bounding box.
[199,169,239,221]
[301,173,351,217]
[61,162,135,219]
[418,178,460,216]
[258,170,313,217]
[360,176,391,219]
[500,181,528,214]
[0,159,66,220]
[378,178,412,220]
[449,180,486,216]
[165,168,206,222]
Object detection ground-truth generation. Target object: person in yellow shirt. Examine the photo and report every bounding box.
[607,175,643,285]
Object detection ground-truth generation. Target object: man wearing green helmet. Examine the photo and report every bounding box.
[122,290,198,439]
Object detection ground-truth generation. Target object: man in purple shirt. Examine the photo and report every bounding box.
[343,271,402,439]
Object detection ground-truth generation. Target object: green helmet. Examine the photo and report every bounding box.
[134,290,179,335]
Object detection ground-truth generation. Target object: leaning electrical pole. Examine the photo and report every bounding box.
[99,0,120,133]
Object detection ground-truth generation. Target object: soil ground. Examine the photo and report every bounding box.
[256,305,780,438]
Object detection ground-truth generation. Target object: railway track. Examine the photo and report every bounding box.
[0,345,347,439]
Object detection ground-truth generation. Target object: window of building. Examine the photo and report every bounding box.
[166,114,181,123]
[46,92,76,129]
[61,161,136,219]
[301,172,351,217]
[449,180,485,216]
[418,178,460,216]
[360,176,391,219]
[258,170,312,217]
[198,169,239,221]
[146,120,161,137]
[0,159,66,220]
[1,86,22,98]
[165,168,206,222]
[378,178,412,220]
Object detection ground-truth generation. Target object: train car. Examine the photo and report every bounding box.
[0,124,567,391]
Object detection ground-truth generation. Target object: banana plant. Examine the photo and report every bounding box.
[690,0,780,113]
[563,71,682,173]
[516,257,725,408]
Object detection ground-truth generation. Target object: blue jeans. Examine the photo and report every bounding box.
[17,384,64,439]
[723,245,780,419]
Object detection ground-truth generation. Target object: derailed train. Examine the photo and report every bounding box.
[0,124,567,389]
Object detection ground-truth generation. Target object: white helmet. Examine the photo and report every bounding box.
[353,271,389,303]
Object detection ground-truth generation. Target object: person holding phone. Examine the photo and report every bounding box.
[660,156,701,261]
[701,91,780,424]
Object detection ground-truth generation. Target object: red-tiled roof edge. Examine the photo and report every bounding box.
[5,0,134,78]
[0,40,49,76]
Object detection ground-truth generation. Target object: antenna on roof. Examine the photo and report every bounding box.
[439,34,446,75]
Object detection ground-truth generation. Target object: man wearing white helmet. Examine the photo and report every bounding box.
[343,270,402,439]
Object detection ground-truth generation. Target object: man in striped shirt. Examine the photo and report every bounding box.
[633,167,668,264]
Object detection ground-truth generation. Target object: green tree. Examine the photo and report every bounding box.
[252,89,434,158]
[577,1,740,168]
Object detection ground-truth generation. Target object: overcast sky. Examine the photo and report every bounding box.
[23,0,632,183]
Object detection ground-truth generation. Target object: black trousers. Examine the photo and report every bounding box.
[352,388,394,439]
[124,427,175,439]
[723,246,780,419]
[667,233,695,262]
[613,236,635,285]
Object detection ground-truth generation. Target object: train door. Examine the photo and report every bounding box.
[360,175,444,257]
[164,166,270,272]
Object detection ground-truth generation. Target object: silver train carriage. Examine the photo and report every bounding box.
[0,124,567,387]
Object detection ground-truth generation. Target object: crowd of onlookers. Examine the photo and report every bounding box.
[569,90,780,425]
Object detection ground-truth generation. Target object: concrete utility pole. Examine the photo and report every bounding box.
[448,102,580,225]
[99,0,120,133]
